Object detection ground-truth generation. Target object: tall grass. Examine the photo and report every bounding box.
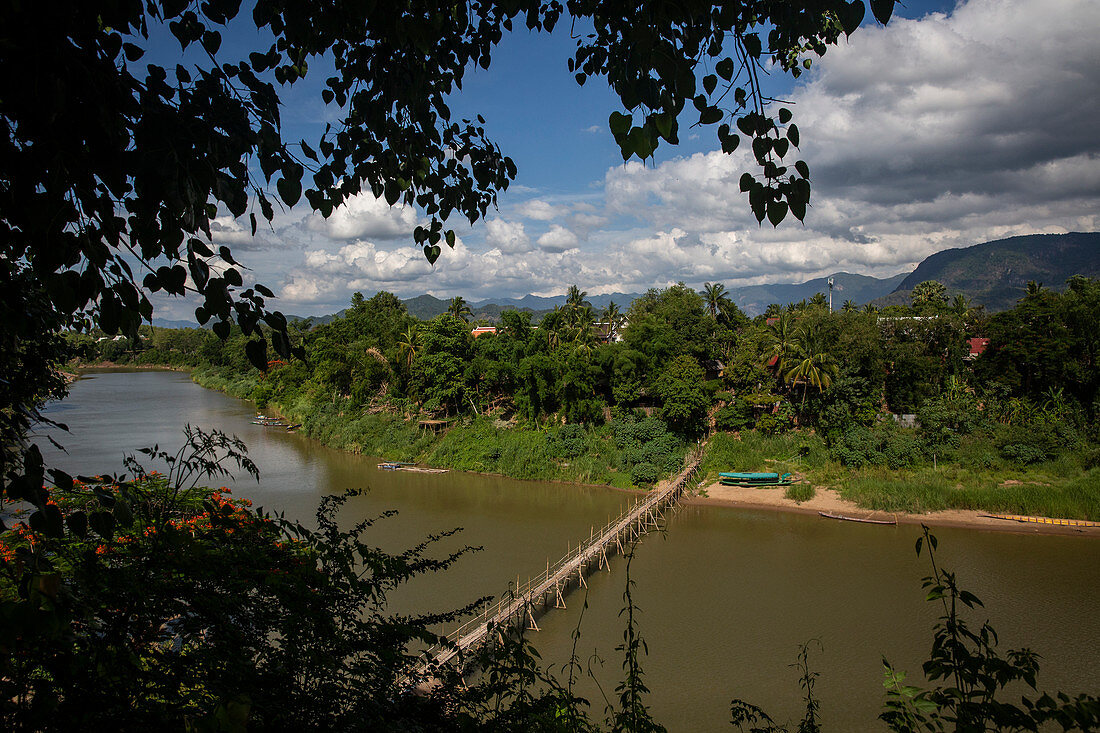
[700,431,828,482]
[838,467,1100,520]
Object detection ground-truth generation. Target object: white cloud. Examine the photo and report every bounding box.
[537,225,580,253]
[257,0,1100,313]
[515,198,566,221]
[484,218,532,253]
[305,192,419,240]
[594,0,1100,285]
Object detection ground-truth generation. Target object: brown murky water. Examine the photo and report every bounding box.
[36,370,1100,730]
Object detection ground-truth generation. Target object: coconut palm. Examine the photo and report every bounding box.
[573,309,597,357]
[762,312,796,376]
[565,284,588,311]
[397,325,419,372]
[808,292,828,311]
[602,300,624,341]
[911,280,948,310]
[951,294,972,317]
[841,299,857,313]
[448,295,473,322]
[785,324,837,407]
[701,282,729,319]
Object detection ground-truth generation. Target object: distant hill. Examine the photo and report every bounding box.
[728,272,909,316]
[875,232,1100,311]
[151,318,208,329]
[404,292,645,322]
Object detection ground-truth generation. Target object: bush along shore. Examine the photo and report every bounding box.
[68,279,1100,520]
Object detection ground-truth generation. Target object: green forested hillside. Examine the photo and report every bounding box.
[878,232,1100,310]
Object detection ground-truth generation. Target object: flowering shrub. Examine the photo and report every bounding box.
[0,430,481,730]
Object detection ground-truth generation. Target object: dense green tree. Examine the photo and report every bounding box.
[411,316,472,414]
[653,355,709,437]
[977,277,1100,419]
[623,284,711,377]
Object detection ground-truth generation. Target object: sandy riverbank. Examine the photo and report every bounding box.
[684,481,1100,537]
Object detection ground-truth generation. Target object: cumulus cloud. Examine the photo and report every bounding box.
[597,0,1100,284]
[515,198,566,221]
[484,218,533,253]
[266,0,1100,313]
[305,192,419,241]
[537,225,580,253]
[206,216,273,251]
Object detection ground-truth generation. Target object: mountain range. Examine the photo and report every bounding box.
[151,232,1100,327]
[871,232,1100,311]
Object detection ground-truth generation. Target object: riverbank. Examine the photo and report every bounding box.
[74,365,1100,528]
[687,481,1100,537]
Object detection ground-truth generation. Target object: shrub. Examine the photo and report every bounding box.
[918,395,988,450]
[829,423,925,468]
[549,423,588,459]
[714,401,753,432]
[996,419,1081,465]
[630,461,660,487]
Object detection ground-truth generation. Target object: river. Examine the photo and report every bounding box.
[35,370,1100,730]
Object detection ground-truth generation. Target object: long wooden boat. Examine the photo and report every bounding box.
[719,471,793,487]
[818,511,897,526]
[980,513,1100,528]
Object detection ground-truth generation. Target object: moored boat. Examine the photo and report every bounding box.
[718,471,793,487]
[819,511,897,525]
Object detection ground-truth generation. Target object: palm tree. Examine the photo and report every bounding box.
[762,312,796,376]
[841,299,857,313]
[573,308,597,357]
[910,280,948,311]
[397,325,419,372]
[702,282,729,319]
[565,284,587,311]
[951,294,972,317]
[785,324,837,407]
[448,295,473,322]
[602,300,624,341]
[808,292,828,311]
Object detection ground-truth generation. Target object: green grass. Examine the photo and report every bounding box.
[784,482,815,503]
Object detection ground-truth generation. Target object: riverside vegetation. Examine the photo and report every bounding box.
[71,277,1100,520]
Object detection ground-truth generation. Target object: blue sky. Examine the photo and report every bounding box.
[146,0,1100,318]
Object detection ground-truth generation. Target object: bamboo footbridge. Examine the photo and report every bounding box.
[417,450,704,676]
